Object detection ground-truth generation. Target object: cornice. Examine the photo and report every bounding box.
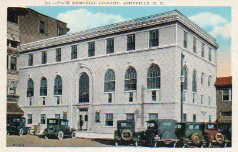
[19,10,218,52]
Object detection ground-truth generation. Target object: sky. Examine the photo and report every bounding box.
[28,6,231,77]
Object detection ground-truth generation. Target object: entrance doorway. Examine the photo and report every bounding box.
[78,108,88,131]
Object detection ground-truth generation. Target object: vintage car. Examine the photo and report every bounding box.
[139,119,178,147]
[114,120,139,146]
[7,116,29,136]
[43,118,76,140]
[201,122,228,147]
[175,122,206,147]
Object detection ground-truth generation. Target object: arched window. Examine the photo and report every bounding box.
[27,78,34,97]
[147,64,161,89]
[182,66,188,90]
[201,73,205,84]
[192,70,197,92]
[125,66,137,91]
[40,77,47,96]
[104,69,115,92]
[79,72,89,103]
[54,75,62,95]
[208,76,211,87]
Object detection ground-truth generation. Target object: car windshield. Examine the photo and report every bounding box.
[207,124,217,130]
[194,124,200,130]
[60,120,68,126]
[48,119,57,125]
[10,118,21,125]
[147,122,156,129]
[120,122,132,128]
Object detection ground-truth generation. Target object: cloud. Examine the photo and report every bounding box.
[216,48,231,77]
[57,9,127,33]
[210,23,230,39]
[189,12,227,28]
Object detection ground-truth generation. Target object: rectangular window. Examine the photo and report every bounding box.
[152,91,156,101]
[149,29,159,47]
[56,48,61,62]
[71,45,77,60]
[105,113,113,126]
[55,114,60,119]
[41,114,46,124]
[58,27,64,36]
[41,51,47,64]
[127,34,135,51]
[149,113,158,120]
[88,41,95,57]
[28,54,33,66]
[95,112,100,123]
[126,113,135,121]
[63,113,67,120]
[222,89,231,101]
[209,47,212,61]
[39,21,45,34]
[9,82,17,94]
[201,43,205,57]
[129,92,133,102]
[108,93,112,103]
[193,93,195,103]
[42,97,46,105]
[193,114,196,122]
[29,98,32,106]
[193,37,197,53]
[27,114,32,124]
[7,39,19,48]
[106,38,114,54]
[56,96,60,105]
[201,95,204,104]
[182,113,187,122]
[208,115,212,122]
[10,56,17,70]
[183,31,188,48]
[220,112,232,116]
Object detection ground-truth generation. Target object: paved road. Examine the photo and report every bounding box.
[7,135,114,147]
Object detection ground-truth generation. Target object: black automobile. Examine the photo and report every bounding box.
[114,120,139,146]
[7,117,29,136]
[43,118,76,140]
[139,119,178,147]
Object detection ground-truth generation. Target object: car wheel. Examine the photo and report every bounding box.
[18,128,23,136]
[44,135,48,139]
[58,131,64,140]
[71,131,76,139]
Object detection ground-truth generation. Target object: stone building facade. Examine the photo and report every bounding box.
[18,10,218,133]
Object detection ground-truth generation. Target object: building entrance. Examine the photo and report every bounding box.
[78,108,88,131]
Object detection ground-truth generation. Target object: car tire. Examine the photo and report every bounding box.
[44,135,48,139]
[18,128,23,136]
[58,131,64,140]
[71,131,76,139]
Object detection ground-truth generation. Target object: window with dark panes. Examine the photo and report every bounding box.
[192,70,197,92]
[192,93,195,103]
[95,112,100,123]
[104,69,115,92]
[9,82,16,94]
[40,77,47,96]
[183,31,188,48]
[222,89,230,101]
[209,47,212,61]
[129,92,133,102]
[208,76,211,87]
[41,51,47,64]
[125,66,137,91]
[7,40,19,48]
[55,114,60,119]
[41,114,46,124]
[88,42,95,57]
[149,29,159,47]
[149,113,158,120]
[42,97,46,105]
[7,11,18,24]
[71,45,77,60]
[147,64,160,89]
[27,78,34,97]
[106,38,114,54]
[201,95,203,104]
[152,91,156,101]
[201,43,205,57]
[126,113,134,121]
[56,96,60,105]
[28,54,33,66]
[27,114,32,124]
[79,73,89,103]
[182,66,188,90]
[182,113,186,122]
[39,21,46,34]
[108,93,112,103]
[54,75,62,95]
[193,37,197,53]
[105,113,113,126]
[56,48,61,62]
[10,56,17,70]
[127,34,135,51]
[58,27,64,36]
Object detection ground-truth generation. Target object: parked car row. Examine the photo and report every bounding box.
[114,119,231,148]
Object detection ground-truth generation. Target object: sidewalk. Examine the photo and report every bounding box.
[76,131,114,139]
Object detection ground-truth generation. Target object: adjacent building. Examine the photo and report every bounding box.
[7,7,69,119]
[215,76,232,129]
[18,10,218,133]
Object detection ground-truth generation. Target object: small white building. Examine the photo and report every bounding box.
[18,10,218,133]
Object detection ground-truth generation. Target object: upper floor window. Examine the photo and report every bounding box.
[201,43,205,57]
[39,21,46,34]
[41,114,46,124]
[28,54,33,66]
[193,37,197,53]
[7,11,18,24]
[127,34,135,51]
[104,69,115,92]
[209,47,212,61]
[9,81,17,94]
[149,113,158,121]
[222,88,232,101]
[88,41,95,57]
[40,77,47,96]
[192,70,197,92]
[149,29,159,47]
[208,76,211,87]
[27,114,32,124]
[105,113,113,126]
[201,73,205,84]
[125,66,137,91]
[147,64,160,89]
[7,39,19,48]
[79,72,89,103]
[41,51,47,64]
[10,56,17,70]
[126,113,135,121]
[58,27,64,36]
[106,38,114,54]
[71,45,77,60]
[54,75,62,95]
[27,78,34,97]
[182,66,188,90]
[56,48,61,62]
[183,31,188,48]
